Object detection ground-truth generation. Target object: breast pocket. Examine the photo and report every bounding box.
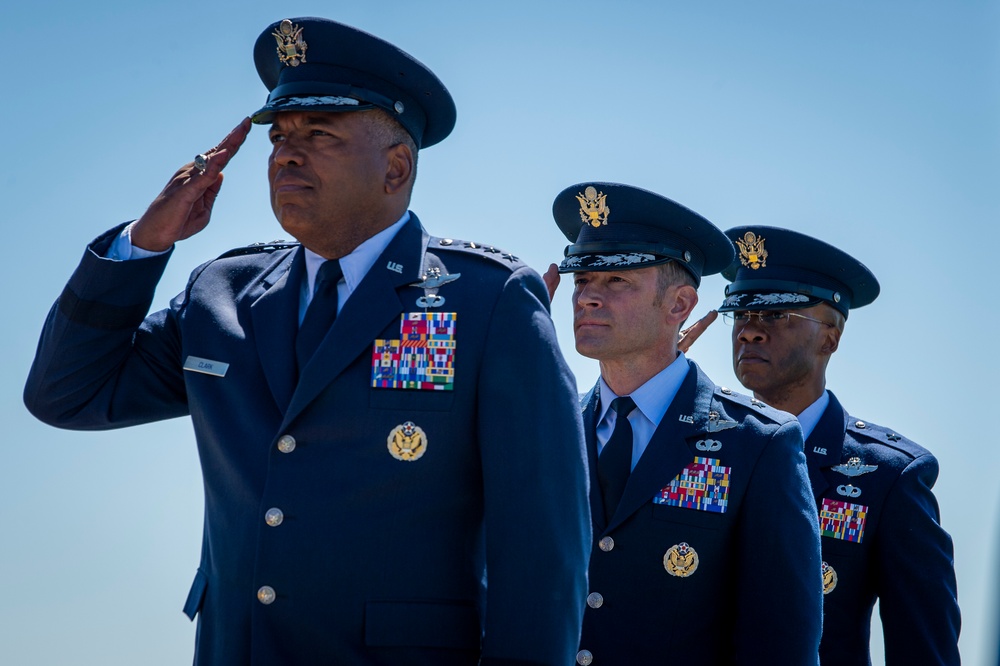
[650,502,729,529]
[370,388,456,412]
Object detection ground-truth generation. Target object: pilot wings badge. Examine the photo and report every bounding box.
[831,456,878,477]
[577,186,610,228]
[706,410,738,433]
[273,19,308,67]
[735,231,767,270]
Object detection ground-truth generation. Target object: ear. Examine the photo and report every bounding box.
[820,325,842,356]
[666,285,699,326]
[384,143,414,195]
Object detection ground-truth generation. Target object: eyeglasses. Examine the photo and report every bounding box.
[722,311,835,328]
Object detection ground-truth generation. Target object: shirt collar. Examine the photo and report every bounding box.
[597,352,690,426]
[796,390,830,440]
[302,211,411,296]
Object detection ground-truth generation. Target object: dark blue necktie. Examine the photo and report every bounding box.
[598,396,637,523]
[296,259,343,372]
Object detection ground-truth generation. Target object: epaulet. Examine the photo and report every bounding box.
[847,417,924,455]
[715,385,796,424]
[217,240,300,259]
[429,236,525,267]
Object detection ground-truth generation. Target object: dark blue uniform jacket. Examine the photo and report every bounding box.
[24,215,591,666]
[806,391,960,665]
[577,365,823,665]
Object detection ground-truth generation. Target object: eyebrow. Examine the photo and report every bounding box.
[270,115,338,132]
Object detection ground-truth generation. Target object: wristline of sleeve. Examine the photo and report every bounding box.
[56,222,172,329]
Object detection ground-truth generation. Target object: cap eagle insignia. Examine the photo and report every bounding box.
[735,231,767,270]
[577,186,610,228]
[273,19,308,67]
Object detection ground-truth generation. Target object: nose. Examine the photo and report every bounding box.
[736,317,767,343]
[574,282,602,309]
[271,139,304,168]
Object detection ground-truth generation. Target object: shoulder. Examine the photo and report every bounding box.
[215,239,301,261]
[186,240,299,290]
[715,384,798,428]
[845,415,936,467]
[429,236,528,274]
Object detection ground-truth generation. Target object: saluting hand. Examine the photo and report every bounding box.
[130,118,252,252]
[677,310,717,353]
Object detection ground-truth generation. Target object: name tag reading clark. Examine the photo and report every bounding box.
[183,356,230,378]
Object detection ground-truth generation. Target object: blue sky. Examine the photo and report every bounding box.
[3,1,998,663]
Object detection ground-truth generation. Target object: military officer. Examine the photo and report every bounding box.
[718,226,961,664]
[24,17,590,666]
[550,183,823,665]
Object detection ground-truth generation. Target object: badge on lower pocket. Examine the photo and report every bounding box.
[387,422,427,462]
[663,542,699,577]
[822,561,838,594]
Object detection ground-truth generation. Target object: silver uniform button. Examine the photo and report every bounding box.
[277,435,296,453]
[265,508,284,527]
[257,585,276,605]
[587,592,604,609]
[855,420,867,429]
[598,536,615,552]
[576,649,594,665]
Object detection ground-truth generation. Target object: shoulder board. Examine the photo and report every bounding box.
[715,385,796,424]
[847,417,923,453]
[430,237,524,267]
[217,240,300,259]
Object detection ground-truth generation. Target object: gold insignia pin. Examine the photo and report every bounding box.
[387,421,427,462]
[735,231,767,270]
[663,542,699,577]
[273,19,308,67]
[576,186,610,228]
[822,561,838,594]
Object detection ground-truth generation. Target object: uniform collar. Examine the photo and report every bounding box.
[302,211,411,297]
[597,352,690,427]
[796,390,830,440]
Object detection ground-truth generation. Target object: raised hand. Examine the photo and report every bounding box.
[130,118,252,252]
[678,310,718,353]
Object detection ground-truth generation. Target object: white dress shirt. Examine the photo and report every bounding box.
[596,352,690,471]
[795,389,830,441]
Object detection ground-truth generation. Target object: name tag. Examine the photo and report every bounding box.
[183,356,230,378]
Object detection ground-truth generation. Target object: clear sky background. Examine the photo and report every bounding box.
[3,1,998,664]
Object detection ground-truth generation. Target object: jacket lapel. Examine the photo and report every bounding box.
[581,385,607,533]
[250,248,302,414]
[283,216,427,426]
[804,391,848,499]
[607,360,708,531]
